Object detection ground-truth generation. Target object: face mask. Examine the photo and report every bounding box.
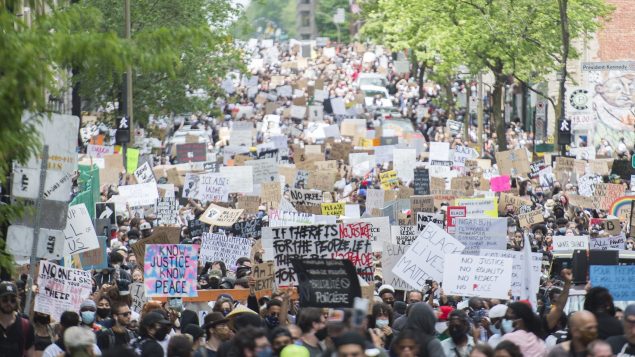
[490,324,501,336]
[97,308,110,319]
[265,315,279,328]
[154,328,169,341]
[501,319,514,334]
[256,347,273,357]
[222,309,231,316]
[375,319,389,328]
[315,327,328,341]
[434,322,448,335]
[449,326,467,341]
[81,311,96,325]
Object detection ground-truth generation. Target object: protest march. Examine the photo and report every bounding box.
[3,3,635,357]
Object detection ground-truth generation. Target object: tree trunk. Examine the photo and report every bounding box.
[445,79,455,120]
[493,74,506,151]
[418,61,426,99]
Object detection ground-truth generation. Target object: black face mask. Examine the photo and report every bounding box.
[154,325,171,341]
[449,326,467,342]
[97,308,111,319]
[34,314,50,325]
[315,327,328,341]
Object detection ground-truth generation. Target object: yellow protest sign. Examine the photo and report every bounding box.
[126,148,140,173]
[380,170,398,190]
[321,202,345,216]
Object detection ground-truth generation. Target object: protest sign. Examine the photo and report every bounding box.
[490,176,511,192]
[134,162,156,184]
[454,197,498,218]
[593,183,625,211]
[253,261,274,291]
[291,259,361,308]
[236,196,261,214]
[87,144,114,158]
[130,229,181,264]
[578,174,602,197]
[294,170,310,188]
[144,244,198,297]
[262,224,372,286]
[269,209,314,227]
[590,265,635,301]
[219,166,253,193]
[382,242,415,290]
[191,173,230,203]
[176,143,207,163]
[442,254,513,299]
[416,212,444,232]
[289,188,323,206]
[380,170,399,190]
[245,158,278,184]
[590,234,625,250]
[552,236,589,251]
[518,210,545,228]
[590,218,621,237]
[454,218,507,255]
[260,181,282,207]
[200,204,244,227]
[392,223,465,290]
[321,202,345,216]
[446,206,466,234]
[63,204,99,256]
[341,217,391,252]
[188,219,209,239]
[495,149,530,176]
[429,142,450,161]
[78,236,108,270]
[365,189,385,212]
[498,193,532,215]
[413,168,430,195]
[231,218,262,239]
[156,196,179,226]
[199,233,252,265]
[411,195,435,214]
[34,261,92,319]
[391,225,418,245]
[130,282,147,313]
[393,148,416,182]
[118,182,159,206]
[481,249,542,299]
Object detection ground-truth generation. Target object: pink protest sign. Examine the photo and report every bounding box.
[144,244,198,297]
[490,175,511,192]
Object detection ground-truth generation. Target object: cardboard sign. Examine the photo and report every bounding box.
[380,170,399,190]
[495,149,531,176]
[481,249,542,299]
[253,261,274,291]
[134,162,156,184]
[78,236,108,270]
[552,236,589,251]
[236,196,261,214]
[144,244,198,297]
[321,202,345,216]
[260,181,282,207]
[442,254,513,299]
[454,218,508,255]
[518,210,545,228]
[411,195,435,214]
[413,168,430,195]
[593,183,625,211]
[130,282,148,313]
[590,265,635,301]
[291,259,361,308]
[34,261,92,319]
[590,218,622,237]
[130,230,180,264]
[490,175,511,192]
[446,206,467,234]
[498,193,532,215]
[64,204,99,256]
[200,204,244,227]
[199,233,251,265]
[176,143,207,163]
[391,223,465,290]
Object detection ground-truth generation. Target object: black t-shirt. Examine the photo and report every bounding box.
[607,335,635,356]
[0,316,35,357]
[140,339,164,357]
[97,329,134,351]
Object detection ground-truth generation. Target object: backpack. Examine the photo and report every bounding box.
[19,317,30,357]
[130,336,150,356]
[103,328,136,350]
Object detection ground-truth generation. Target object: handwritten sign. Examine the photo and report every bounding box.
[130,282,147,313]
[245,158,278,184]
[455,197,498,218]
[413,168,430,195]
[490,175,511,192]
[552,236,589,251]
[63,204,99,256]
[134,162,156,184]
[269,209,314,227]
[231,218,262,239]
[219,166,254,193]
[416,212,444,232]
[78,236,107,270]
[156,197,179,226]
[289,188,323,206]
[118,182,159,206]
[199,204,244,227]
[340,217,391,252]
[380,170,399,190]
[253,261,274,291]
[442,254,513,299]
[391,225,418,245]
[382,242,414,290]
[590,234,625,250]
[518,210,545,228]
[321,202,345,216]
[87,144,114,158]
[392,223,465,290]
[144,244,198,297]
[199,233,251,265]
[446,206,466,234]
[481,249,542,299]
[34,261,92,319]
[454,218,508,255]
[291,259,361,308]
[590,265,635,301]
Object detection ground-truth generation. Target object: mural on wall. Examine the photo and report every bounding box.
[589,70,635,148]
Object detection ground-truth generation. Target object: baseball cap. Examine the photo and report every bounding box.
[141,311,171,327]
[0,281,18,297]
[624,304,635,319]
[489,304,508,319]
[378,284,395,295]
[80,300,96,310]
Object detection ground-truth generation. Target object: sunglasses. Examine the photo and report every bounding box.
[1,296,17,304]
[117,311,132,317]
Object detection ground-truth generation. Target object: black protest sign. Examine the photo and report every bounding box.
[176,143,207,163]
[231,218,262,238]
[413,168,430,195]
[188,219,209,238]
[610,160,635,181]
[291,258,361,308]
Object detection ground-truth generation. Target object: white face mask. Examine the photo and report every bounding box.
[375,319,389,328]
[434,322,448,335]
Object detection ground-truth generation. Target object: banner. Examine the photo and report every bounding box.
[144,244,198,297]
[291,259,361,308]
[392,223,465,290]
[34,261,92,319]
[454,218,507,255]
[590,265,635,301]
[199,233,251,265]
[442,254,513,299]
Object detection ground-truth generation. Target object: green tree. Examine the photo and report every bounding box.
[315,0,351,42]
[232,0,296,39]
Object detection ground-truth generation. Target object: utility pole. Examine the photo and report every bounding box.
[477,72,484,156]
[122,0,133,171]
